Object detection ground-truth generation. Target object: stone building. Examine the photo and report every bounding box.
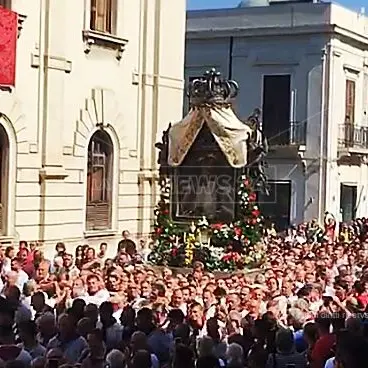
[186,0,368,229]
[0,0,185,253]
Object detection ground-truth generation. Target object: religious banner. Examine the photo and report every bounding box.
[0,6,17,87]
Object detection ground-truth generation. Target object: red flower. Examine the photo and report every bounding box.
[171,248,178,256]
[234,227,242,237]
[243,179,250,186]
[251,218,257,225]
[155,227,162,235]
[248,193,257,202]
[222,254,231,261]
[163,209,169,215]
[227,252,241,262]
[211,223,224,230]
[251,208,260,217]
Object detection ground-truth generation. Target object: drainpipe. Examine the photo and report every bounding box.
[318,44,330,222]
[137,0,148,237]
[38,0,50,242]
[150,0,162,230]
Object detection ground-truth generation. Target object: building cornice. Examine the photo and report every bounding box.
[186,24,334,39]
[187,23,368,48]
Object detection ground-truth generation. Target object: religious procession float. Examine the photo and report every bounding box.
[148,69,269,272]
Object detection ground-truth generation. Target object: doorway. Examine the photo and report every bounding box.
[262,75,291,146]
[258,180,291,231]
[340,184,357,222]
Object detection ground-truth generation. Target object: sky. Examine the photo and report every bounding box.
[186,0,368,12]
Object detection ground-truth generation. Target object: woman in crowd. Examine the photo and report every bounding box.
[0,219,367,367]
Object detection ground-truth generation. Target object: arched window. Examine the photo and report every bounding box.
[86,130,113,230]
[0,124,9,235]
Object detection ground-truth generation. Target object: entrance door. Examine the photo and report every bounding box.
[262,75,291,146]
[340,184,357,222]
[258,181,291,231]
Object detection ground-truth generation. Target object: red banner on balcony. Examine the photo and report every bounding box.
[0,6,17,87]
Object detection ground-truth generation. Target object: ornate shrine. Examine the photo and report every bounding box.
[149,69,269,271]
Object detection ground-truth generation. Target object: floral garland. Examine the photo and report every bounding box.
[149,173,266,271]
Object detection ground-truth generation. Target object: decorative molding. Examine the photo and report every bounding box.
[29,143,38,153]
[82,30,128,61]
[73,88,124,158]
[84,230,118,238]
[138,170,159,183]
[132,71,139,85]
[343,64,361,74]
[0,236,15,244]
[39,167,68,181]
[253,57,299,66]
[0,95,28,154]
[31,53,72,73]
[332,50,342,57]
[62,146,73,155]
[129,149,137,158]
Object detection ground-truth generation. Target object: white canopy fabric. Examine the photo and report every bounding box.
[168,106,252,168]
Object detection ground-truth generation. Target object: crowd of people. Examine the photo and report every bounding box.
[0,221,368,368]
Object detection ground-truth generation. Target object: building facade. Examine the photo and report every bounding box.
[186,0,368,229]
[0,0,185,253]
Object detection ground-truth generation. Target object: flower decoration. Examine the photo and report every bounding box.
[149,172,266,271]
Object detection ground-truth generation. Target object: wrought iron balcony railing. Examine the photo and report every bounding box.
[266,121,306,146]
[338,124,368,150]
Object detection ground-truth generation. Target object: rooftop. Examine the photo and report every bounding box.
[186,2,368,42]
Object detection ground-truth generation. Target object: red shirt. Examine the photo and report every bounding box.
[357,293,368,308]
[311,333,335,368]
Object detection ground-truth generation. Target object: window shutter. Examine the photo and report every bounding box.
[95,0,107,32]
[86,131,112,231]
[345,80,355,124]
[106,0,112,33]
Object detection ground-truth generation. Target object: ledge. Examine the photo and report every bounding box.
[0,236,15,244]
[82,30,129,61]
[84,230,118,238]
[39,167,68,181]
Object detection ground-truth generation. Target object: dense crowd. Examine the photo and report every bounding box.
[1,221,368,368]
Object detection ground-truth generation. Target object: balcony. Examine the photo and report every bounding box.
[266,121,307,147]
[338,124,368,156]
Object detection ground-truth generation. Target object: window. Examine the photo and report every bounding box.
[258,181,291,231]
[345,79,355,124]
[90,0,116,34]
[86,130,113,230]
[262,75,291,146]
[340,184,357,222]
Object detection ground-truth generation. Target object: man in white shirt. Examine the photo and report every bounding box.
[85,274,109,306]
[9,258,28,292]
